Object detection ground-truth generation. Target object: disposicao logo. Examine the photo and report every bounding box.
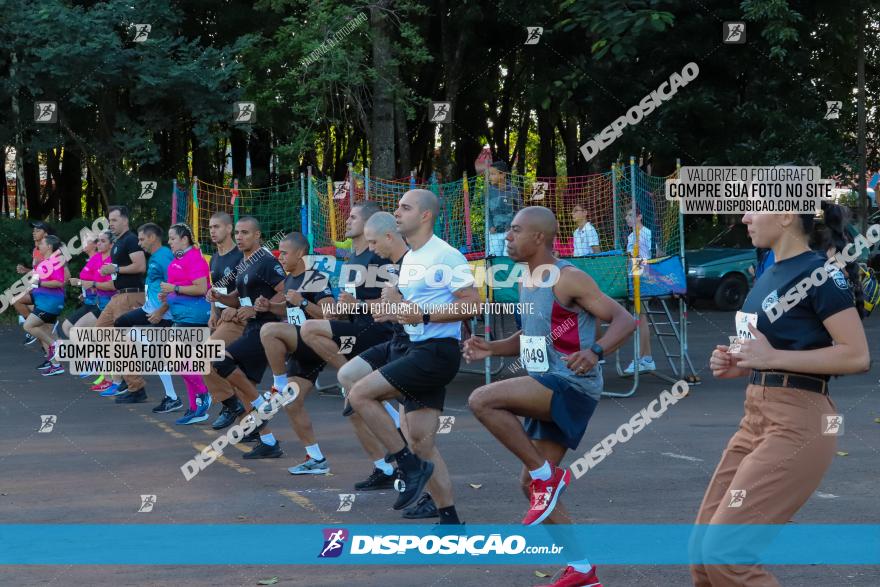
[319,528,348,558]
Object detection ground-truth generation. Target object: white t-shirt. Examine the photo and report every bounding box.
[627,226,652,257]
[398,235,475,342]
[573,223,600,256]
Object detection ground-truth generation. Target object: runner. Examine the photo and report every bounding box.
[158,223,213,424]
[57,233,100,340]
[464,206,635,587]
[692,207,868,586]
[14,220,54,345]
[26,236,69,376]
[256,232,335,474]
[90,206,148,399]
[334,210,438,518]
[105,222,175,407]
[80,231,118,387]
[203,212,246,429]
[206,216,288,459]
[347,189,480,520]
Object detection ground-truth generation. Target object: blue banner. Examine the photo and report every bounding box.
[2,525,879,565]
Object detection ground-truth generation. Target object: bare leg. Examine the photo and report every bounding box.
[468,376,554,470]
[348,370,405,451]
[339,357,386,460]
[405,408,453,508]
[300,320,347,370]
[282,376,317,447]
[225,358,274,438]
[260,322,298,375]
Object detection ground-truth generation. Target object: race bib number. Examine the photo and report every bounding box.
[239,296,253,307]
[403,323,424,336]
[520,335,549,372]
[731,311,758,353]
[286,307,306,326]
[213,287,228,309]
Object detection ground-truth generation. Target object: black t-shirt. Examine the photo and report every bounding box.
[111,231,144,289]
[742,250,854,353]
[340,247,393,301]
[210,246,244,287]
[284,269,334,306]
[235,248,286,322]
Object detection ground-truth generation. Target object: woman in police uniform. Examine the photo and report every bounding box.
[691,204,870,587]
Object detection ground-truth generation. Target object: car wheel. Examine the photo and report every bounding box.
[714,274,748,311]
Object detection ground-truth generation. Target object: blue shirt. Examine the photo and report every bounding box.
[144,246,173,319]
[487,182,521,232]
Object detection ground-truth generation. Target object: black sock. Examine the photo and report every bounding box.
[222,397,240,410]
[391,446,418,471]
[438,506,460,524]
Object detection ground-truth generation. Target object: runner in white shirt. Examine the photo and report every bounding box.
[347,189,481,523]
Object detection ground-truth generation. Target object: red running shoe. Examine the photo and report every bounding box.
[536,565,603,587]
[522,465,571,525]
[91,381,113,392]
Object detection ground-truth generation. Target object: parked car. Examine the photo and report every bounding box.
[686,247,756,310]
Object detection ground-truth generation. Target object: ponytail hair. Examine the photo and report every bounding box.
[805,201,865,319]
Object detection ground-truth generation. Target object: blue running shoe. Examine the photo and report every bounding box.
[99,383,121,397]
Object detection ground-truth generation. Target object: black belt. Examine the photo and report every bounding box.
[749,371,829,395]
[116,287,144,293]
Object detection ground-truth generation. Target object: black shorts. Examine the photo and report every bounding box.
[284,324,327,383]
[66,304,99,325]
[113,308,172,328]
[33,309,58,324]
[226,320,273,383]
[360,337,460,413]
[330,317,394,358]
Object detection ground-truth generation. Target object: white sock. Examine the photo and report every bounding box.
[305,443,324,461]
[18,315,25,326]
[260,433,277,446]
[529,460,552,481]
[569,561,592,573]
[272,374,287,390]
[374,458,393,476]
[158,373,177,400]
[251,396,266,410]
[383,401,401,428]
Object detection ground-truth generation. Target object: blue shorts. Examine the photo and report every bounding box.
[524,373,599,450]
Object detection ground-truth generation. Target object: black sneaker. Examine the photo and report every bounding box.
[355,468,395,491]
[392,458,434,510]
[24,333,37,345]
[115,389,148,404]
[242,441,283,459]
[241,420,266,442]
[152,397,183,413]
[342,399,354,417]
[212,400,246,430]
[116,381,129,393]
[403,492,439,519]
[36,360,52,371]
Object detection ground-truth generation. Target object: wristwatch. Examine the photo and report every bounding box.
[422,313,431,325]
[589,342,604,361]
[300,299,310,309]
[174,285,180,295]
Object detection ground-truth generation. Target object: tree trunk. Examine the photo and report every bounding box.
[59,142,83,220]
[394,99,410,177]
[513,106,530,176]
[370,0,396,178]
[558,115,583,176]
[536,109,556,178]
[249,127,272,188]
[23,153,41,218]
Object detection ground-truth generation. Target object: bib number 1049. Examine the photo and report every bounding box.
[520,335,549,372]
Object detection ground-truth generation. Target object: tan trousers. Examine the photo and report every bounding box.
[204,318,244,402]
[94,292,146,392]
[691,384,837,586]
